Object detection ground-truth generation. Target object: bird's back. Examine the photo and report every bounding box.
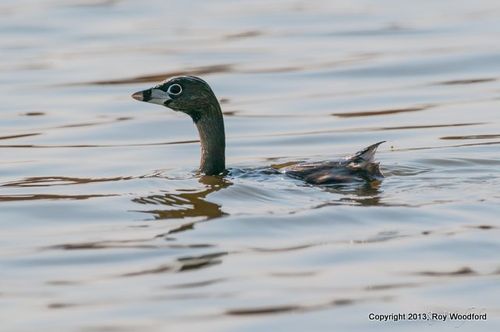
[282,141,385,185]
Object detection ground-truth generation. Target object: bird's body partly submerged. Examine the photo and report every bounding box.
[281,141,385,184]
[132,76,384,184]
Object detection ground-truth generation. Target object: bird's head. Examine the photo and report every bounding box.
[131,76,219,122]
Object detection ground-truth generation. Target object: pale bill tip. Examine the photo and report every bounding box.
[131,91,144,101]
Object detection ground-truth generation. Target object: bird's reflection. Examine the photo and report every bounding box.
[132,175,232,221]
[322,180,383,206]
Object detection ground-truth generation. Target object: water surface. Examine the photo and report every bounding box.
[1,0,500,331]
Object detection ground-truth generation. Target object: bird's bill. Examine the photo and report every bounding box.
[131,88,171,106]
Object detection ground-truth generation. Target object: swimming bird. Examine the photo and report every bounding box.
[131,76,384,184]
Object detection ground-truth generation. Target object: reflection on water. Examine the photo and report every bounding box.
[132,175,231,221]
[0,193,116,202]
[438,78,497,85]
[4,176,133,187]
[1,0,500,331]
[416,267,476,277]
[440,134,500,140]
[121,252,228,277]
[332,104,433,118]
[322,181,382,206]
[85,64,233,85]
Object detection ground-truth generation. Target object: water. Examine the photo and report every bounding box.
[1,0,500,331]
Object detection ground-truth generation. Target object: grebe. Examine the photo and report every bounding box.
[132,76,384,184]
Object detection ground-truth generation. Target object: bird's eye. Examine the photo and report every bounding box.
[167,84,182,96]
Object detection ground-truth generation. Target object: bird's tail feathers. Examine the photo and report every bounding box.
[347,141,385,169]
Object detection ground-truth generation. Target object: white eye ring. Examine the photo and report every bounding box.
[167,84,182,96]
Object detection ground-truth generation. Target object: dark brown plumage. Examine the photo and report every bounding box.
[132,76,384,184]
[281,141,385,184]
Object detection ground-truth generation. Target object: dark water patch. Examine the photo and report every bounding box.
[120,252,226,277]
[132,176,231,221]
[0,133,40,141]
[225,30,263,39]
[225,297,359,317]
[165,222,195,235]
[226,305,301,316]
[467,225,495,230]
[46,239,215,251]
[0,139,199,149]
[249,244,315,253]
[365,283,418,291]
[437,78,496,85]
[331,299,355,306]
[151,291,237,301]
[48,302,77,309]
[309,182,383,207]
[56,122,107,129]
[441,134,500,140]
[121,264,174,277]
[380,122,485,131]
[332,104,432,118]
[164,278,227,289]
[47,242,157,250]
[417,267,476,277]
[3,176,134,187]
[222,110,239,116]
[132,194,225,221]
[0,194,116,202]
[330,188,385,209]
[353,231,408,244]
[83,64,232,85]
[178,252,227,272]
[22,112,45,116]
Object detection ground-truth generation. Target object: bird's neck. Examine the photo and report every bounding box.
[193,101,225,175]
